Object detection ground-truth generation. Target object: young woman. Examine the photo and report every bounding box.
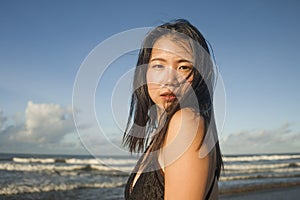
[123,19,223,200]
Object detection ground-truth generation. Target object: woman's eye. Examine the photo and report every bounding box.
[152,65,165,70]
[178,66,192,71]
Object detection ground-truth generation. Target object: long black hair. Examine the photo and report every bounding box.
[123,19,223,178]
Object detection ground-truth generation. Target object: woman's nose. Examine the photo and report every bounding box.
[162,67,180,87]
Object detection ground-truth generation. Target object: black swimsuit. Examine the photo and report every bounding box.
[125,166,164,199]
[124,149,164,200]
[124,153,216,200]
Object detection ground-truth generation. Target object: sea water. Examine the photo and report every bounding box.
[0,153,300,199]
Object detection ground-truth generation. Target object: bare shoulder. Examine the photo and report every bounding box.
[162,108,206,168]
[165,108,205,147]
[163,108,210,200]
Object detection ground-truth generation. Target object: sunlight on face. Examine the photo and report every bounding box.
[146,35,194,111]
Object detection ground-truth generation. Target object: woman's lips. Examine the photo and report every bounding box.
[160,91,177,101]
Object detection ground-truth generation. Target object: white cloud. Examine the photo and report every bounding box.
[220,123,300,154]
[0,101,87,154]
[4,102,299,155]
[13,101,74,143]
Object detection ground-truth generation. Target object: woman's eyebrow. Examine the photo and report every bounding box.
[150,58,193,63]
[150,57,166,62]
[177,59,193,64]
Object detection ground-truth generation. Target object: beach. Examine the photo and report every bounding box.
[2,185,300,200]
[1,153,300,199]
[220,185,300,200]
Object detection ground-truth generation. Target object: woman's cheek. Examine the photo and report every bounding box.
[147,70,159,84]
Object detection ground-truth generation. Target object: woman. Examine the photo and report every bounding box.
[123,19,223,200]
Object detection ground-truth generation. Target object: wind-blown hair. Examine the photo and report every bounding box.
[123,19,223,178]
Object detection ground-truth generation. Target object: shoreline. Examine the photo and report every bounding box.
[1,184,300,200]
[220,183,300,200]
[219,181,300,195]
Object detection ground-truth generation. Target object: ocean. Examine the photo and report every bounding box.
[0,153,300,199]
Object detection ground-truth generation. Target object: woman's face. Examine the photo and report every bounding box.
[146,36,194,111]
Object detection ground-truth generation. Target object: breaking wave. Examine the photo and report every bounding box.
[0,181,125,195]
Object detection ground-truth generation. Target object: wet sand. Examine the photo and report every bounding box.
[220,185,300,200]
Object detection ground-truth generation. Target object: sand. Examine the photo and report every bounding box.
[219,185,300,200]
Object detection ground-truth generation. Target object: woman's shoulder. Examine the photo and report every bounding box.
[162,108,212,199]
[167,107,205,141]
[171,107,202,120]
[162,108,205,165]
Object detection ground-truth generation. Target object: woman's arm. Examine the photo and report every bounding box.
[163,108,210,200]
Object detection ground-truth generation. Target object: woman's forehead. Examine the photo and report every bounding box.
[151,36,194,61]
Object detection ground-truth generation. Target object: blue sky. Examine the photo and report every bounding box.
[0,0,299,155]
